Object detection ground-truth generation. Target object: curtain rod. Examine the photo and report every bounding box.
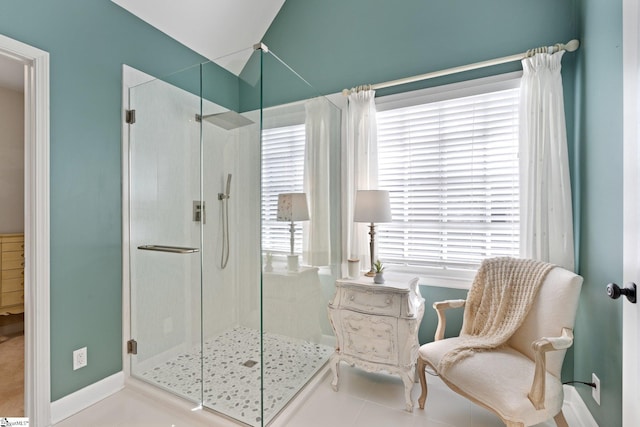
[342,39,580,96]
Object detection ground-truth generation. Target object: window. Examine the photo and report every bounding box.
[376,75,520,275]
[261,124,306,253]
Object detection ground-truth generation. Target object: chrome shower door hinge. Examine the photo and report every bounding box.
[127,339,138,355]
[125,109,136,124]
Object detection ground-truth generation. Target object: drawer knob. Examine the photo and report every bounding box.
[386,298,392,305]
[349,295,355,301]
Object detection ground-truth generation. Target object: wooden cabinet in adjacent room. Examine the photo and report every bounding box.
[0,233,25,314]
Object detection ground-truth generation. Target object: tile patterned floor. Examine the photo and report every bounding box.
[54,366,577,427]
[138,326,333,426]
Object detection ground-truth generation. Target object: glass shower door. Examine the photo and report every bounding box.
[198,51,264,426]
[128,66,204,405]
[124,47,341,426]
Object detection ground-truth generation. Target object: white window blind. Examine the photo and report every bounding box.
[376,82,520,272]
[261,124,306,253]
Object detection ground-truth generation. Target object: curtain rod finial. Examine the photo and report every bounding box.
[564,39,580,52]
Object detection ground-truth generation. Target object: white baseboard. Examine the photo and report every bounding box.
[563,385,599,427]
[50,371,125,425]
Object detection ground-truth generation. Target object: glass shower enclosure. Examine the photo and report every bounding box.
[126,45,341,426]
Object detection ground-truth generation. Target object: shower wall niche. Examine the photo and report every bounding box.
[126,46,341,426]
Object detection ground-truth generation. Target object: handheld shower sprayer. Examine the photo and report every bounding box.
[219,173,232,269]
[218,174,232,200]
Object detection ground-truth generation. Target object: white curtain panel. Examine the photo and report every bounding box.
[519,51,575,271]
[343,89,379,264]
[303,97,332,266]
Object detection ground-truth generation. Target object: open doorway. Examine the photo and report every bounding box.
[0,33,50,425]
[0,52,25,417]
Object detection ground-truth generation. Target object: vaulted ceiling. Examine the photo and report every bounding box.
[111,0,286,74]
[0,1,285,90]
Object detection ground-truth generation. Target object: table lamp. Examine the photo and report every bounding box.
[277,193,310,271]
[354,190,391,277]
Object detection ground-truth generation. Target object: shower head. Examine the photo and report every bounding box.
[200,111,254,130]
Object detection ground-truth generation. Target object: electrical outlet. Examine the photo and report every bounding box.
[73,347,87,370]
[592,373,600,405]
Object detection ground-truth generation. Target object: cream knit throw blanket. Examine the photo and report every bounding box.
[438,257,554,374]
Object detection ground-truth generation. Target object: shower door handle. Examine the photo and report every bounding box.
[137,245,199,254]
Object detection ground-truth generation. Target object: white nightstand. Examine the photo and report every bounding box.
[327,275,425,412]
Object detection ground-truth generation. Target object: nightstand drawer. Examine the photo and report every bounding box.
[341,311,398,364]
[341,288,401,316]
[2,269,23,280]
[1,259,25,270]
[0,233,25,314]
[2,290,24,306]
[2,278,24,292]
[2,250,24,262]
[3,241,24,252]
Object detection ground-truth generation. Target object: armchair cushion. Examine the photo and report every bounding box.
[419,340,564,425]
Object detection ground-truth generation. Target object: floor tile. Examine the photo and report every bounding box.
[54,364,574,427]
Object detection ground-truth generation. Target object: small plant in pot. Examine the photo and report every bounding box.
[373,259,385,284]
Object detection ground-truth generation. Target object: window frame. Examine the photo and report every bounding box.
[374,72,523,288]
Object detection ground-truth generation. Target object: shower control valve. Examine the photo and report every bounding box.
[193,201,206,223]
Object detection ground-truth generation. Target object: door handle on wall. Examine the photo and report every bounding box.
[606,282,637,304]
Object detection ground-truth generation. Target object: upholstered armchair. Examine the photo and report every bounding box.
[417,258,583,427]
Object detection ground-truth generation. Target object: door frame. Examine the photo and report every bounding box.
[0,34,51,425]
[622,0,640,425]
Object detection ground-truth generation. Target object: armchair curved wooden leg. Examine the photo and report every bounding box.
[417,356,428,410]
[553,411,569,427]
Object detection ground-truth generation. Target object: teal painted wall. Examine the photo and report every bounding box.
[263,0,581,369]
[0,0,206,400]
[0,1,624,422]
[264,0,625,424]
[417,286,466,343]
[574,1,623,426]
[263,0,577,96]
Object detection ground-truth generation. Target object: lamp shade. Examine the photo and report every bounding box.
[277,193,310,222]
[354,190,392,223]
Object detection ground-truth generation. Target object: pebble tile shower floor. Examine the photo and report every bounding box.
[139,326,333,426]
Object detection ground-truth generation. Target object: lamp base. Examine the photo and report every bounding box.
[287,255,299,272]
